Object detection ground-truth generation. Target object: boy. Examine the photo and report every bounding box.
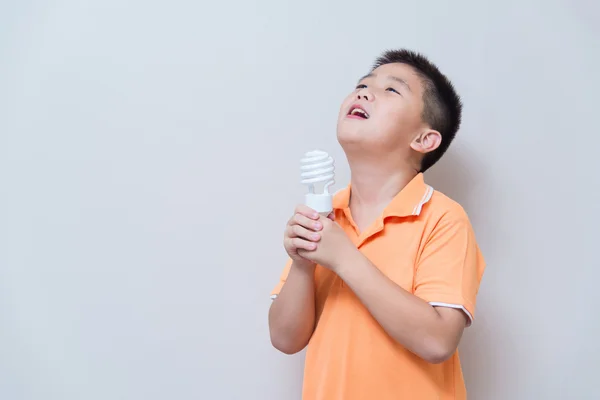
[268,49,485,400]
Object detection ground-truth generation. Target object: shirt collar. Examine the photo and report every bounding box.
[333,173,434,217]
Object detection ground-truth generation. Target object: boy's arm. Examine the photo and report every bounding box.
[299,212,484,364]
[334,214,483,364]
[268,260,316,354]
[269,205,324,354]
[335,255,467,364]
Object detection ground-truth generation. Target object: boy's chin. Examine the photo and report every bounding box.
[337,131,362,147]
[338,133,379,152]
[337,126,367,140]
[337,129,395,156]
[337,127,377,144]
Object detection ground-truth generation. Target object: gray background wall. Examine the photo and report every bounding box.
[1,1,599,399]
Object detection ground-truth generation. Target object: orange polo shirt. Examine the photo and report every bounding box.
[271,173,485,400]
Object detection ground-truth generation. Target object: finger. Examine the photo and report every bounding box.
[294,204,320,220]
[327,212,335,221]
[318,214,334,226]
[297,249,310,259]
[291,238,317,251]
[288,225,321,241]
[290,213,323,231]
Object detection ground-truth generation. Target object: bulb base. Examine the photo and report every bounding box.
[305,193,333,215]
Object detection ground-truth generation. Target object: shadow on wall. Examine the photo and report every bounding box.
[424,146,499,398]
[425,145,482,213]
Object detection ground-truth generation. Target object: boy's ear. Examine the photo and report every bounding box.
[410,129,442,155]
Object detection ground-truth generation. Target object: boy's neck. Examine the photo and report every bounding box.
[347,159,419,231]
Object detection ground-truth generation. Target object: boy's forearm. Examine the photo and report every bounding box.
[335,252,464,363]
[268,262,316,354]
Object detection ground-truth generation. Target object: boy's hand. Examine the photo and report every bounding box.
[283,205,323,266]
[298,215,357,271]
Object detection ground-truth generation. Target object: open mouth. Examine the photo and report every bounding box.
[347,104,369,119]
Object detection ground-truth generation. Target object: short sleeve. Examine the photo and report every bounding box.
[270,258,293,299]
[414,214,485,326]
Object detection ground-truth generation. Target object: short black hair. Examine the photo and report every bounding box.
[372,49,462,172]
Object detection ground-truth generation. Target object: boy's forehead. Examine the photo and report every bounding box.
[371,63,419,80]
[366,63,423,93]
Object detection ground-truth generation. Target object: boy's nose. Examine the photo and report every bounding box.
[357,89,373,102]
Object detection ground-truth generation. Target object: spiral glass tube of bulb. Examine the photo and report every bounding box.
[300,150,335,214]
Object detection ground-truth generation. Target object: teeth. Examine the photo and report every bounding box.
[351,108,368,117]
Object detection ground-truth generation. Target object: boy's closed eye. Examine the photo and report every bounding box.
[355,83,402,96]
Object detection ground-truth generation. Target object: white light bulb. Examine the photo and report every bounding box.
[300,150,335,215]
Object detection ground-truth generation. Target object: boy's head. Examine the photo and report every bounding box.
[336,49,462,172]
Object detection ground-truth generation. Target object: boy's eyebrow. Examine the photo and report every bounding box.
[358,73,412,92]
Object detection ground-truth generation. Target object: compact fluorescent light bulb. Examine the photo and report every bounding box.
[300,150,335,215]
